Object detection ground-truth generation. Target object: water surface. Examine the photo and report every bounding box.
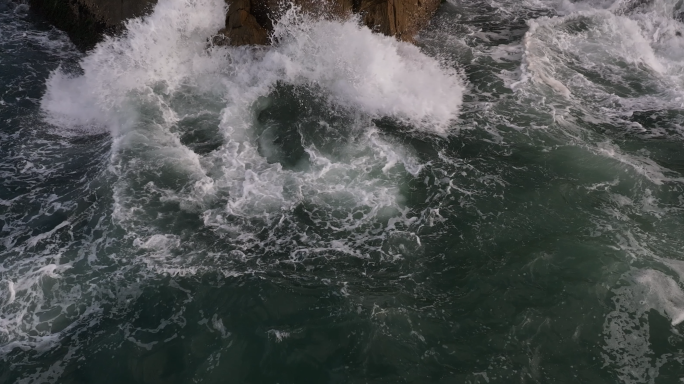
[2,0,684,382]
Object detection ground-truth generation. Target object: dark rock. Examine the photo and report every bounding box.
[25,0,155,50]
[215,0,269,46]
[216,0,442,46]
[25,0,440,49]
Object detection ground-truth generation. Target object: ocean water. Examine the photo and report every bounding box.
[2,0,684,382]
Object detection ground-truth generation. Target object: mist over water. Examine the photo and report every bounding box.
[2,0,684,382]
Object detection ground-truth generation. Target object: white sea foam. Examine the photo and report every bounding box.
[42,0,228,132]
[42,1,463,133]
[265,9,464,132]
[509,1,684,184]
[519,10,669,93]
[509,0,684,104]
[38,0,463,279]
[604,268,684,384]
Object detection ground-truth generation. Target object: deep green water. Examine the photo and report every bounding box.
[2,0,684,383]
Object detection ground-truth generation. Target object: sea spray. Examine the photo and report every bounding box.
[40,0,465,270]
[43,1,464,135]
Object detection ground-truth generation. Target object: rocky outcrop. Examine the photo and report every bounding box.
[216,0,442,46]
[26,0,441,49]
[215,0,270,46]
[27,0,155,49]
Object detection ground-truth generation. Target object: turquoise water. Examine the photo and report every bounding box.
[2,0,684,382]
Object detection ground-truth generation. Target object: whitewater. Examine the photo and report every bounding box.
[2,0,684,382]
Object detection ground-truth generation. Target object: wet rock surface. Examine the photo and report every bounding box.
[26,0,155,49]
[25,0,440,49]
[217,0,442,46]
